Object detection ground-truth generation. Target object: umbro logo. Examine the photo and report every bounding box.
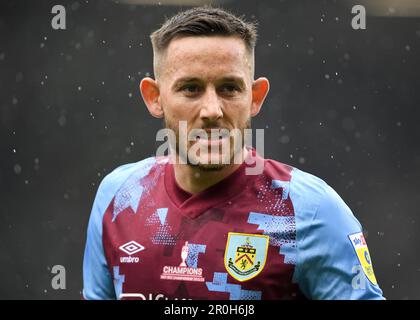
[119,241,145,255]
[119,241,145,263]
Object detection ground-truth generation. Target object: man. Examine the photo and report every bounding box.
[83,6,384,300]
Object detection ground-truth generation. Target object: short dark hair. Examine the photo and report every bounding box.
[150,6,258,55]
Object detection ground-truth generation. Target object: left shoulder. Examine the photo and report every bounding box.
[289,167,328,212]
[262,159,346,222]
[288,166,362,235]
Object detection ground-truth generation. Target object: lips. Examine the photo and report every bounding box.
[191,128,231,147]
[197,137,228,147]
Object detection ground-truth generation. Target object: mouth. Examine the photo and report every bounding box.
[194,129,231,146]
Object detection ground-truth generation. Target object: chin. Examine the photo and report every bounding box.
[187,152,232,171]
[194,162,227,172]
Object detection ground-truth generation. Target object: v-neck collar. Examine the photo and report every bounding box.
[164,148,261,219]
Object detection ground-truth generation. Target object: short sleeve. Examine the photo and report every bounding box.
[291,169,385,300]
[82,161,146,299]
[82,176,117,300]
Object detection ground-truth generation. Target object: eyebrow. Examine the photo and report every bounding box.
[172,75,246,90]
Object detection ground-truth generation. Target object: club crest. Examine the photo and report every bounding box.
[224,232,269,282]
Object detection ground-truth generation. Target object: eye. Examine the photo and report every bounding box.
[219,84,240,94]
[180,84,201,95]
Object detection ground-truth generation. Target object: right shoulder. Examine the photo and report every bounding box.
[93,156,158,215]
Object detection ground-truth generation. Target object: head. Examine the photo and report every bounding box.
[140,6,269,171]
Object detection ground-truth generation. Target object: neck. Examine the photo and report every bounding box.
[172,147,249,194]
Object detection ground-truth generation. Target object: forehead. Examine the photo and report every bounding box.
[161,36,252,81]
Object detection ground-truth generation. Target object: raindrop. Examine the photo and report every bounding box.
[58,115,67,127]
[280,135,290,144]
[14,164,22,174]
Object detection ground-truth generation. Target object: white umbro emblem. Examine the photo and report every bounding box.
[119,241,145,256]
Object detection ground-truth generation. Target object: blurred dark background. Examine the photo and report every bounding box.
[1,0,419,299]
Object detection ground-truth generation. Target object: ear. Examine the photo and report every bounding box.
[250,77,270,117]
[139,77,164,118]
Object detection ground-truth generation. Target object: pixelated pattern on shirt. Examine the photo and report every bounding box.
[248,212,297,265]
[206,272,262,300]
[186,243,206,268]
[113,266,125,299]
[112,158,156,222]
[256,176,293,215]
[145,207,176,245]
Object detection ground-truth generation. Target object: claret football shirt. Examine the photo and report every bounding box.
[83,148,384,300]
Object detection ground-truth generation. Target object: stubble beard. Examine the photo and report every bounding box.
[164,117,251,172]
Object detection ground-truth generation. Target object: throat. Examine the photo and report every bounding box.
[173,162,242,194]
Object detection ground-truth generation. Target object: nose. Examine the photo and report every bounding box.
[199,86,223,122]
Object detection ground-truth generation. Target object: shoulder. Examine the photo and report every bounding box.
[288,166,362,238]
[261,158,354,228]
[92,156,158,215]
[263,158,332,218]
[288,167,327,215]
[260,156,360,234]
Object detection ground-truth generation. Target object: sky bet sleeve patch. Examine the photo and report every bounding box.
[348,232,378,286]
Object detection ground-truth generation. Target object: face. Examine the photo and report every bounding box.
[141,35,269,171]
